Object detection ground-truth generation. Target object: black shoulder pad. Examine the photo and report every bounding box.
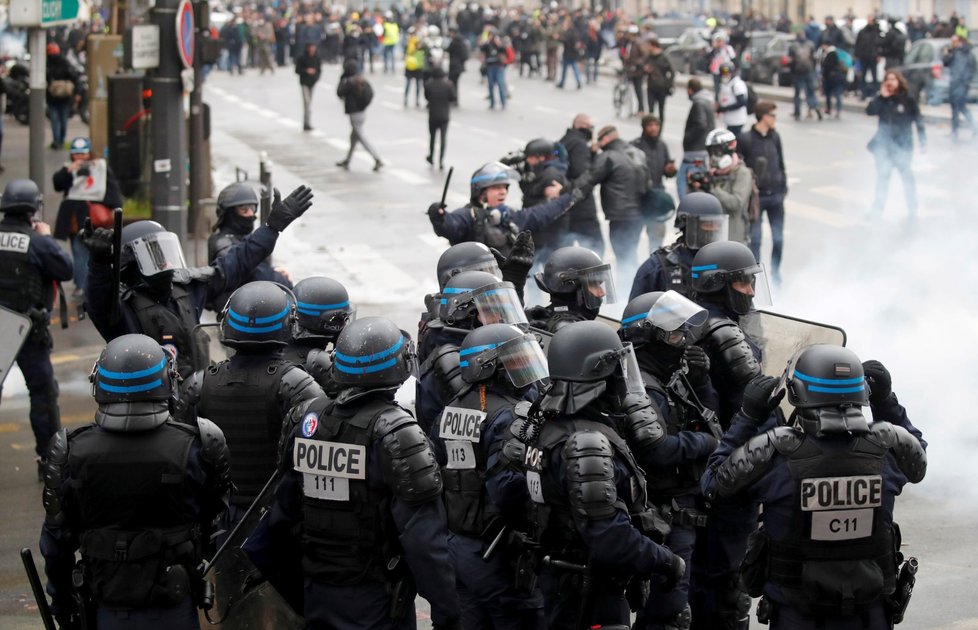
[701,318,760,386]
[172,266,218,285]
[372,406,418,441]
[42,429,71,526]
[866,422,927,484]
[563,430,619,520]
[280,364,325,406]
[173,369,205,422]
[379,419,443,504]
[196,418,232,495]
[711,427,797,499]
[621,396,666,465]
[430,345,464,402]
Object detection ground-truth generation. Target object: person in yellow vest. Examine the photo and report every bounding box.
[383,12,400,73]
[404,28,426,107]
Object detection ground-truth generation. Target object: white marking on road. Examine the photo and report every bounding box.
[326,138,347,150]
[534,105,562,114]
[390,168,429,185]
[257,109,276,119]
[417,232,448,250]
[310,129,327,138]
[275,118,299,128]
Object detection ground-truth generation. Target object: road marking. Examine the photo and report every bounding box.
[310,129,327,138]
[533,105,562,114]
[390,168,429,185]
[0,422,19,433]
[417,232,448,250]
[51,353,80,365]
[257,109,277,119]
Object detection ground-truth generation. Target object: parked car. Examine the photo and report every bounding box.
[643,18,699,48]
[745,32,794,86]
[896,37,978,104]
[739,31,777,81]
[665,27,711,74]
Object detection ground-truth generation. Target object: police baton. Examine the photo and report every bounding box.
[203,469,281,575]
[481,525,508,562]
[21,548,57,630]
[440,166,454,209]
[109,209,123,325]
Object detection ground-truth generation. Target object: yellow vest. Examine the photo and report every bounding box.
[383,22,400,46]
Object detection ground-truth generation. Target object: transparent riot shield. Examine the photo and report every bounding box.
[202,473,303,629]
[0,306,32,387]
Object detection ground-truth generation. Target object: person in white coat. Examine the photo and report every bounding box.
[716,63,749,137]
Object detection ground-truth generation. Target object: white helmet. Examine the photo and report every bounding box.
[706,128,738,170]
[428,25,441,37]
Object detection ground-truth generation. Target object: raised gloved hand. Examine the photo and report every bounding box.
[683,346,711,382]
[427,202,446,224]
[266,185,313,232]
[741,374,785,424]
[500,230,535,280]
[658,554,686,592]
[862,360,892,404]
[81,224,114,264]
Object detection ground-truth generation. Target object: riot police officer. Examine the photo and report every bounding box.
[525,246,617,333]
[429,323,550,629]
[518,138,571,263]
[283,275,356,393]
[514,321,685,628]
[701,346,927,629]
[629,191,729,300]
[84,185,313,378]
[427,161,575,256]
[263,317,462,629]
[417,270,529,433]
[687,240,768,630]
[40,334,232,630]
[206,182,293,311]
[0,179,73,473]
[620,291,722,630]
[177,281,323,525]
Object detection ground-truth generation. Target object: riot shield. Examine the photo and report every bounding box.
[194,322,227,365]
[202,473,303,629]
[0,306,32,386]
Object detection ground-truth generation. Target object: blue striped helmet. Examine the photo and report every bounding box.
[787,344,869,409]
[91,334,176,407]
[219,281,296,349]
[293,276,355,343]
[331,317,417,387]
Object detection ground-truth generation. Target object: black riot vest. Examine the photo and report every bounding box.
[523,417,650,556]
[127,283,209,378]
[767,433,896,616]
[654,246,691,295]
[67,420,202,609]
[294,398,406,586]
[0,222,47,313]
[436,385,516,536]
[525,305,587,334]
[196,358,291,507]
[639,370,706,499]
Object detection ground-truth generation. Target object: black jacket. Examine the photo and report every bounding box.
[582,138,642,221]
[854,23,881,59]
[683,89,716,152]
[337,73,373,114]
[558,127,598,222]
[736,126,786,194]
[424,77,455,122]
[645,51,675,93]
[447,35,469,75]
[295,51,322,87]
[631,135,673,189]
[866,91,925,153]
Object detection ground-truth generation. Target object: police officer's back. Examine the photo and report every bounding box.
[83,185,313,378]
[515,321,685,627]
[0,179,73,469]
[283,275,355,394]
[40,334,231,630]
[702,346,927,629]
[525,245,616,333]
[629,191,729,301]
[177,282,323,518]
[264,317,462,629]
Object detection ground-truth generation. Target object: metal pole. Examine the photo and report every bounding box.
[150,0,187,243]
[28,29,46,211]
[188,0,206,238]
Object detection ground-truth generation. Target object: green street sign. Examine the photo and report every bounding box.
[41,0,80,26]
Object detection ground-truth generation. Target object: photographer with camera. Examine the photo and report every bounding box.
[679,78,716,201]
[53,137,123,295]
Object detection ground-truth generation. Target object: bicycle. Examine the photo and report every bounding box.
[613,69,634,118]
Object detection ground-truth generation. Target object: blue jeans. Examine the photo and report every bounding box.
[486,64,507,109]
[950,84,975,135]
[558,59,581,87]
[749,192,785,279]
[71,233,89,291]
[383,45,396,72]
[823,77,844,113]
[793,72,819,115]
[227,47,243,73]
[677,153,708,201]
[584,56,599,83]
[48,100,71,147]
[872,149,917,216]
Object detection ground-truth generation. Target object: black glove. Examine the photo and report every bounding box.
[683,345,711,382]
[862,360,892,404]
[741,374,785,423]
[432,618,462,630]
[500,230,535,280]
[659,554,686,592]
[266,185,313,232]
[81,225,114,264]
[427,201,446,224]
[55,609,82,630]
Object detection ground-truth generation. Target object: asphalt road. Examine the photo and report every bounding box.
[1,60,976,628]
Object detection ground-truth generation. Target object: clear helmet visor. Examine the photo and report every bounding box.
[730,263,773,311]
[130,232,186,276]
[497,334,549,388]
[686,214,729,250]
[619,343,645,396]
[473,284,529,327]
[572,264,618,309]
[471,258,503,281]
[646,290,709,332]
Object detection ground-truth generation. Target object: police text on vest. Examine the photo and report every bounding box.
[0,232,30,254]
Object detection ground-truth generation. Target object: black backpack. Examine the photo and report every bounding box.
[746,82,759,116]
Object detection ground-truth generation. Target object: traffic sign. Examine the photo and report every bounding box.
[9,0,80,27]
[176,0,195,69]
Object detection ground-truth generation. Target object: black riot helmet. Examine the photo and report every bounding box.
[541,321,645,414]
[293,276,355,343]
[459,323,548,387]
[534,246,617,310]
[436,242,502,289]
[331,316,417,388]
[0,179,42,215]
[120,220,187,277]
[440,270,528,329]
[691,241,768,316]
[619,290,708,348]
[779,344,871,437]
[216,181,260,227]
[90,333,179,430]
[219,281,296,349]
[673,191,729,250]
[524,138,555,159]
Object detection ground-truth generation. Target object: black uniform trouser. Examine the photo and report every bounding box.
[646,88,668,124]
[449,71,462,104]
[428,118,448,165]
[2,336,60,457]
